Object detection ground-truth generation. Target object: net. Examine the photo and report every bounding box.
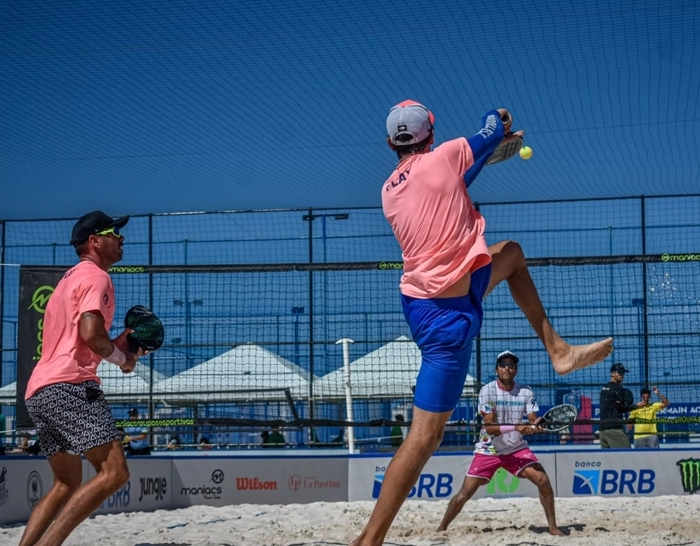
[1,244,698,451]
[5,253,697,448]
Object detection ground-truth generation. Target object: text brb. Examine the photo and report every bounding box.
[373,469,453,499]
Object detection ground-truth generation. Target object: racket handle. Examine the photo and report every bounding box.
[498,110,513,133]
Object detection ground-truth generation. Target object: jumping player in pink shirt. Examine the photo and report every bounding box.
[350,101,613,546]
[19,211,143,546]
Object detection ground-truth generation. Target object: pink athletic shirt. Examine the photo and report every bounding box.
[25,260,116,399]
[382,137,492,298]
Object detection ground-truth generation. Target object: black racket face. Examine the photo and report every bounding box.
[124,305,164,352]
[486,135,523,165]
[540,404,578,433]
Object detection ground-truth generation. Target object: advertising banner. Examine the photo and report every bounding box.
[3,448,699,526]
[556,448,700,497]
[16,267,66,427]
[593,403,700,418]
[0,458,53,525]
[171,455,347,507]
[86,457,173,515]
[348,451,556,502]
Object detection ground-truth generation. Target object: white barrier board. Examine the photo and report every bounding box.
[348,451,556,501]
[0,457,53,524]
[555,448,700,497]
[2,447,699,526]
[171,454,348,507]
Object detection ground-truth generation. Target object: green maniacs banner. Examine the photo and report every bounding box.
[16,267,67,427]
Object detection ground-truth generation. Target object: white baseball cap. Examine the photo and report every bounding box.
[386,99,435,146]
[497,350,519,364]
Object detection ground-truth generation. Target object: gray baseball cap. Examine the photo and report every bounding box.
[386,100,435,146]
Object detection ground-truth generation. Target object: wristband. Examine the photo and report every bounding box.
[500,425,516,434]
[105,344,127,367]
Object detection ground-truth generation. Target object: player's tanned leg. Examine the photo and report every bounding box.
[436,475,484,531]
[349,407,451,546]
[17,454,83,546]
[487,241,613,375]
[22,441,129,546]
[520,464,565,536]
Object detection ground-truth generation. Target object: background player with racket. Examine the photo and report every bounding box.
[19,211,163,546]
[350,100,612,546]
[437,350,564,536]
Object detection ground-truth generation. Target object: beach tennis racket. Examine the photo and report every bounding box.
[486,133,524,165]
[486,110,523,166]
[124,305,165,353]
[539,404,578,433]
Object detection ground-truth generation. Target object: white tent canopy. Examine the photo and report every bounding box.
[97,361,166,404]
[154,343,311,403]
[314,336,477,399]
[0,381,17,405]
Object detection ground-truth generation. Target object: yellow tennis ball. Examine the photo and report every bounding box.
[519,146,533,160]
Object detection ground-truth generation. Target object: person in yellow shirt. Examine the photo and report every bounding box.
[628,386,670,448]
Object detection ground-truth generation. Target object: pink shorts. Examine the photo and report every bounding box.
[467,448,539,480]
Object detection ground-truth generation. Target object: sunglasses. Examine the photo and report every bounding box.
[497,362,518,369]
[95,226,122,238]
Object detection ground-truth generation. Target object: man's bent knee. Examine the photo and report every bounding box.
[528,472,550,490]
[459,477,485,498]
[404,428,443,458]
[407,415,447,452]
[114,467,130,489]
[99,465,130,491]
[51,479,81,498]
[502,240,525,262]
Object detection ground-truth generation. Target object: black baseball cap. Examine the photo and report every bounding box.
[610,362,629,374]
[70,210,129,248]
[497,350,519,364]
[128,407,139,416]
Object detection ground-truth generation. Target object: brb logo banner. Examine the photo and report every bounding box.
[373,466,453,499]
[572,461,655,495]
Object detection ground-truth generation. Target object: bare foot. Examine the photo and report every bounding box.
[549,526,566,536]
[550,337,614,376]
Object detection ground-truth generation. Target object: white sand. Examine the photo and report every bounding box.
[2,496,700,546]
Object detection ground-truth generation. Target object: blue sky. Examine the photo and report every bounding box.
[1,0,698,220]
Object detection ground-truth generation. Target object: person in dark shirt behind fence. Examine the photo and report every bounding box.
[599,363,641,448]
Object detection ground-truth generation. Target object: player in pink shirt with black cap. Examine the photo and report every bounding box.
[350,102,613,546]
[19,211,144,546]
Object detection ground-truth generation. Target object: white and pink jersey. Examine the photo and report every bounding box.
[381,138,492,298]
[475,380,539,456]
[25,260,115,399]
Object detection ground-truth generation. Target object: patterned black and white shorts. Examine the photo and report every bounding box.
[25,381,120,458]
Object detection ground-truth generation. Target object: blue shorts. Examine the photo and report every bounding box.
[401,264,491,413]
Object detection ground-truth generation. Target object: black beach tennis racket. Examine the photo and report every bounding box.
[539,404,578,433]
[486,111,524,165]
[486,133,524,165]
[124,305,165,353]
